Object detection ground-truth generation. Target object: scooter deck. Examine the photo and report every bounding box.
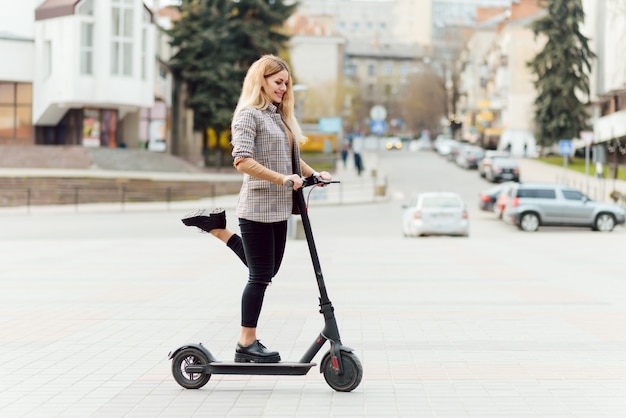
[188,362,316,376]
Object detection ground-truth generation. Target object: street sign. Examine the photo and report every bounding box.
[580,131,594,146]
[371,120,386,135]
[558,139,572,156]
[369,105,387,121]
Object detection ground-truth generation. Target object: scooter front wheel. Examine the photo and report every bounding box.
[321,351,363,392]
[171,347,211,389]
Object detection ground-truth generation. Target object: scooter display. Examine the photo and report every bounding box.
[168,175,363,392]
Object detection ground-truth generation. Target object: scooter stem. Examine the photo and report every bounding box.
[293,188,331,304]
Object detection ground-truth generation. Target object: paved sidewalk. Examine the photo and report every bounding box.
[1,153,625,417]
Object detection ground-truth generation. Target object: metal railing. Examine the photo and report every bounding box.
[0,178,388,214]
[0,184,219,213]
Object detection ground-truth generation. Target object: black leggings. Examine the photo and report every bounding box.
[235,218,288,328]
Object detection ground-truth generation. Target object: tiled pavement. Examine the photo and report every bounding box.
[1,154,626,417]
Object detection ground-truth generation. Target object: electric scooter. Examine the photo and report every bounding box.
[168,175,363,392]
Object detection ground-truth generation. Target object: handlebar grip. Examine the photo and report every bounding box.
[285,180,294,188]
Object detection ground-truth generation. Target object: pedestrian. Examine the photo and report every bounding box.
[181,54,331,363]
[341,140,350,169]
[523,142,528,158]
[352,136,364,176]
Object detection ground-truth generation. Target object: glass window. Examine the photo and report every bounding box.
[111,1,133,76]
[0,107,14,138]
[16,107,32,139]
[80,22,94,75]
[123,43,133,76]
[141,28,147,80]
[112,7,120,36]
[368,64,375,76]
[383,62,392,75]
[43,41,52,78]
[16,84,32,104]
[123,9,133,36]
[0,84,14,104]
[562,190,584,201]
[111,42,119,74]
[0,82,33,140]
[518,189,556,199]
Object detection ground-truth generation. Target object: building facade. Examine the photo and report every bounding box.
[0,0,172,152]
[582,0,626,168]
[456,0,544,154]
[294,0,433,136]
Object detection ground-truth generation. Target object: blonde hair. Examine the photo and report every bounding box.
[232,55,306,144]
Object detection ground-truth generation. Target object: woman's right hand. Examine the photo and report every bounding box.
[283,174,303,190]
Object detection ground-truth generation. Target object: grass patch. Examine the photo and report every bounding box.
[537,156,626,181]
[301,152,337,171]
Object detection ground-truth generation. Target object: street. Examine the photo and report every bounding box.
[1,151,625,417]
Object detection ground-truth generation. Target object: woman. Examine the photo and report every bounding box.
[183,55,331,363]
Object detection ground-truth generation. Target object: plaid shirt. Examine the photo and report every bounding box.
[232,105,303,223]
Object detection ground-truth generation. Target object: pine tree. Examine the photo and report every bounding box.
[527,0,595,150]
[168,0,297,165]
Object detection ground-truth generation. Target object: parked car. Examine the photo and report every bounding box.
[402,192,469,237]
[435,138,457,156]
[502,183,626,232]
[485,157,520,183]
[478,182,514,212]
[446,141,464,162]
[456,145,485,169]
[478,150,509,178]
[385,137,403,150]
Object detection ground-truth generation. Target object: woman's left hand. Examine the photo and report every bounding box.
[318,171,332,181]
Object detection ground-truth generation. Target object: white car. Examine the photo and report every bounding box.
[402,192,470,237]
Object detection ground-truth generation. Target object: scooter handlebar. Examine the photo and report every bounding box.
[285,175,340,189]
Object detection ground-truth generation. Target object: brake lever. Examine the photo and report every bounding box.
[285,175,340,189]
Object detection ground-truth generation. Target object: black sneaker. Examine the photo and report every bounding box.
[181,208,226,233]
[234,340,281,363]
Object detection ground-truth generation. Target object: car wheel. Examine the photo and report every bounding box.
[519,212,540,232]
[594,213,616,232]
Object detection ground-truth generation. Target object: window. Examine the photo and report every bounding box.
[383,62,392,76]
[517,188,556,199]
[80,22,94,75]
[111,0,134,76]
[562,190,585,201]
[367,64,375,76]
[43,41,52,78]
[78,0,94,75]
[141,8,151,80]
[0,82,33,140]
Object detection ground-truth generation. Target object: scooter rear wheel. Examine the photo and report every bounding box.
[171,347,211,389]
[321,351,363,392]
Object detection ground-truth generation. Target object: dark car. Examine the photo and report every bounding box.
[478,182,514,212]
[478,150,510,178]
[485,158,520,183]
[456,145,485,169]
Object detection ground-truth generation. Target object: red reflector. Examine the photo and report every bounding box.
[481,195,490,202]
[512,197,520,207]
[462,210,468,219]
[413,211,422,219]
[331,356,339,370]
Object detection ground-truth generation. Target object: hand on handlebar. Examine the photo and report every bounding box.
[285,172,339,189]
[283,174,304,190]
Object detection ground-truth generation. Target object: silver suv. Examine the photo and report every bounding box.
[503,183,626,232]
